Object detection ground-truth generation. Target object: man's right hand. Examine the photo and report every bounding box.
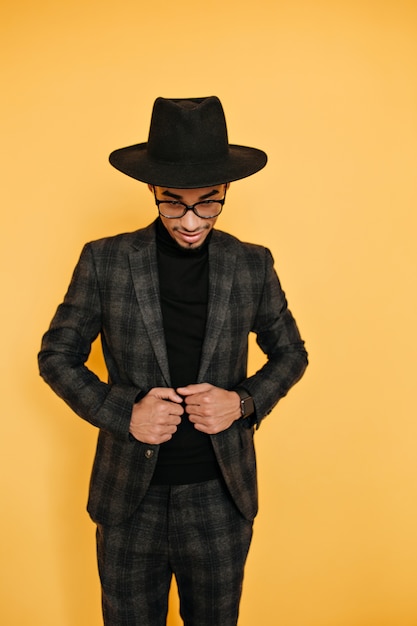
[129,387,184,444]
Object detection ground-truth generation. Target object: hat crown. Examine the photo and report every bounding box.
[108,95,267,188]
[147,97,229,164]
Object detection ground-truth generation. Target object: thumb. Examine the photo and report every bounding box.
[151,387,183,403]
[177,383,212,396]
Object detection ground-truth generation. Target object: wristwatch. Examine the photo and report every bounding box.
[235,388,255,419]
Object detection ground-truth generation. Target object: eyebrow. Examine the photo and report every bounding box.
[161,188,222,201]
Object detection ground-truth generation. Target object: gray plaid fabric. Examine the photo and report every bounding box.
[39,220,307,525]
[97,479,253,626]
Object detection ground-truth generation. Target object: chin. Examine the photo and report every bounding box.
[175,239,204,251]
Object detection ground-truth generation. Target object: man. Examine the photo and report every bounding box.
[38,96,308,626]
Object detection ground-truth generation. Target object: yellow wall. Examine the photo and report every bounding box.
[2,1,416,624]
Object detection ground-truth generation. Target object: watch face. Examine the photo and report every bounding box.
[242,396,254,417]
[237,389,254,417]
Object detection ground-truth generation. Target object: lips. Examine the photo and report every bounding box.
[177,231,205,244]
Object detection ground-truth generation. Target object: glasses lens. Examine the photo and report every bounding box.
[158,202,186,218]
[158,201,223,219]
[194,202,223,218]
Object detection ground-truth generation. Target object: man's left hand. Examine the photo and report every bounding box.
[176,383,241,434]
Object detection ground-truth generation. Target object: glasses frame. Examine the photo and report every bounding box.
[153,188,227,219]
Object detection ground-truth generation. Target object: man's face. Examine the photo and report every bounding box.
[150,184,228,250]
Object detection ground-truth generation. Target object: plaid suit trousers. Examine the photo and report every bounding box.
[96,479,253,626]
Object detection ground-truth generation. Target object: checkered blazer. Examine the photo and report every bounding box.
[39,221,307,525]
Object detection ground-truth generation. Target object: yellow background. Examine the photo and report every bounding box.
[1,1,416,624]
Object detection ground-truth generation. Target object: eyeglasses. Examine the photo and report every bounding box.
[154,188,227,219]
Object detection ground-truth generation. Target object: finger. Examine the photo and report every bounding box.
[166,403,184,417]
[183,395,201,408]
[151,387,184,403]
[176,383,212,396]
[167,412,183,424]
[192,421,219,435]
[187,411,210,425]
[146,402,183,424]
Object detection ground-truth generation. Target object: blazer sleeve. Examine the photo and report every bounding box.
[38,243,140,440]
[240,247,308,426]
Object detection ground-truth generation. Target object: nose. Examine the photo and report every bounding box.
[179,209,202,231]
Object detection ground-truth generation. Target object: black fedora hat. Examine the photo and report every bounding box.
[109,96,267,188]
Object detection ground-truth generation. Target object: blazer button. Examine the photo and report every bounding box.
[145,449,154,459]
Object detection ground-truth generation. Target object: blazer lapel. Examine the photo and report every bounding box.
[198,232,237,382]
[127,225,237,387]
[128,225,171,386]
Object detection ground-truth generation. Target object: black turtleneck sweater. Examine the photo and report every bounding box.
[151,219,221,485]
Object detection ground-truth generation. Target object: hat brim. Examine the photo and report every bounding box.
[109,143,267,188]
